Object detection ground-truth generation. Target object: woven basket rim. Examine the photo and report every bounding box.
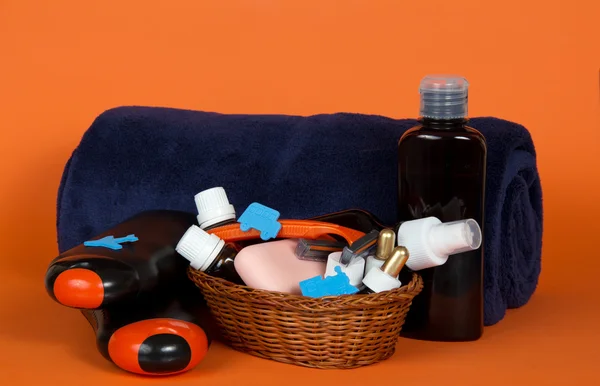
[187,267,423,312]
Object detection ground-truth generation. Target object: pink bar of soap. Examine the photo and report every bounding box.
[234,239,326,295]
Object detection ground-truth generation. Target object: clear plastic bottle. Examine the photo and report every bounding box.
[397,75,487,341]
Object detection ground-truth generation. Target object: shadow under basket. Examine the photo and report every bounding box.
[187,267,423,369]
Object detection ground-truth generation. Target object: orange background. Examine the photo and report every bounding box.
[1,0,599,385]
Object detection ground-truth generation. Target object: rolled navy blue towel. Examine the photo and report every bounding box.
[55,106,543,326]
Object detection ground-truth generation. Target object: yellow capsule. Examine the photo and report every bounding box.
[381,246,409,278]
[375,228,396,261]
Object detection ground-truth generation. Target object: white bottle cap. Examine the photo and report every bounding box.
[362,266,402,293]
[365,255,399,279]
[397,217,482,271]
[194,187,236,229]
[325,251,365,287]
[175,225,225,271]
[364,255,382,276]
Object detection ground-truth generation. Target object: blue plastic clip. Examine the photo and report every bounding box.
[237,202,282,241]
[84,234,139,250]
[299,266,359,298]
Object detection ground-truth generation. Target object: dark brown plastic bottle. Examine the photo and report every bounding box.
[44,210,218,375]
[46,210,200,308]
[176,224,245,285]
[397,75,487,342]
[203,243,242,284]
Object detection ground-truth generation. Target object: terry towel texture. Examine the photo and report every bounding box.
[56,106,543,326]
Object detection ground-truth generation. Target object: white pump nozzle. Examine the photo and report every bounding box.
[397,217,482,271]
[429,219,482,257]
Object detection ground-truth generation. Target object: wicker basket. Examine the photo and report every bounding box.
[187,267,423,369]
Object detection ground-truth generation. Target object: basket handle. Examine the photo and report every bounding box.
[206,220,366,244]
